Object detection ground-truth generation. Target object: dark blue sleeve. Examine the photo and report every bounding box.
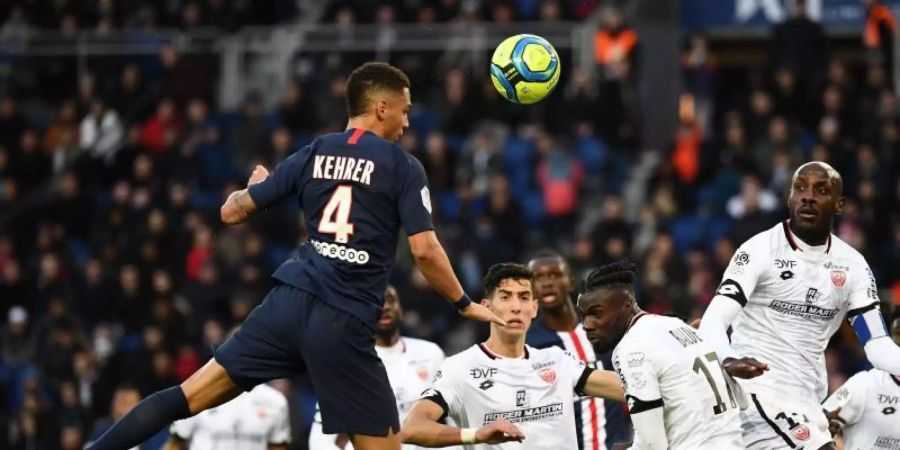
[398,155,435,235]
[247,145,311,209]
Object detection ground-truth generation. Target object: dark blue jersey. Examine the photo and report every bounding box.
[248,128,434,329]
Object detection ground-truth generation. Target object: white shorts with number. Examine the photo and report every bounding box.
[740,393,832,450]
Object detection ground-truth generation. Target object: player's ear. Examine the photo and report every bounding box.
[375,99,388,120]
[834,195,845,215]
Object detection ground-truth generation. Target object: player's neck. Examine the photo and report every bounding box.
[542,299,579,332]
[788,220,830,247]
[346,117,387,140]
[375,332,401,347]
[484,334,527,359]
[624,307,646,332]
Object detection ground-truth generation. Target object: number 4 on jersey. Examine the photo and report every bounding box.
[319,185,354,243]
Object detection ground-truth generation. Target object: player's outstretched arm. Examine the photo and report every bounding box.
[220,165,268,224]
[698,297,768,379]
[401,400,524,447]
[581,369,626,403]
[408,230,505,326]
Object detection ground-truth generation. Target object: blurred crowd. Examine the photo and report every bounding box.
[0,1,898,449]
[0,0,600,33]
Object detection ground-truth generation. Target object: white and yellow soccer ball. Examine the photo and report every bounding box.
[490,34,561,105]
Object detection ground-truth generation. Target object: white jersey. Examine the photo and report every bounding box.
[527,321,608,450]
[421,343,590,450]
[170,384,290,450]
[717,221,879,401]
[613,314,743,449]
[823,369,900,450]
[308,337,445,450]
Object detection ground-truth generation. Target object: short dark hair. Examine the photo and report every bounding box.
[345,62,411,117]
[483,263,532,298]
[583,260,637,294]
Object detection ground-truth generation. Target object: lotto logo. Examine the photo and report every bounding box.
[717,284,739,296]
[310,239,370,265]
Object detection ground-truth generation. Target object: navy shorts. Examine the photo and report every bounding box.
[215,283,399,436]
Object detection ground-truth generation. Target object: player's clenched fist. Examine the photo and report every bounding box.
[476,418,525,444]
[458,303,507,327]
[722,356,769,379]
[248,165,269,186]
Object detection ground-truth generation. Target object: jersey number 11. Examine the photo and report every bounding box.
[693,352,738,415]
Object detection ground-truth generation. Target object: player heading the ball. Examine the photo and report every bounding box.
[87,62,504,450]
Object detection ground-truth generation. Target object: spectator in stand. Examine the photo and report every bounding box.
[227,94,271,175]
[726,175,778,222]
[113,65,158,124]
[536,131,583,245]
[769,0,828,89]
[593,6,639,148]
[141,98,180,154]
[277,81,314,136]
[80,98,124,169]
[863,0,896,80]
[471,174,525,270]
[594,6,638,82]
[88,384,165,449]
[682,34,716,135]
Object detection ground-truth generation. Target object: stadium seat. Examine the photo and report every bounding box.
[409,109,437,136]
[519,190,546,228]
[575,137,609,175]
[436,191,461,222]
[668,215,704,253]
[503,138,535,196]
[704,215,734,251]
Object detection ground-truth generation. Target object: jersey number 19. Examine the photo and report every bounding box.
[692,352,738,415]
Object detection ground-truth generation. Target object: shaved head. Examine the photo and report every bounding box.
[787,160,845,245]
[792,161,843,197]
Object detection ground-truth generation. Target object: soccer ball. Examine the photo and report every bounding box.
[490,34,561,105]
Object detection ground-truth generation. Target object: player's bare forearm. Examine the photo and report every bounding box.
[220,189,258,225]
[408,231,465,302]
[267,444,287,450]
[402,401,524,446]
[401,401,467,447]
[583,369,626,403]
